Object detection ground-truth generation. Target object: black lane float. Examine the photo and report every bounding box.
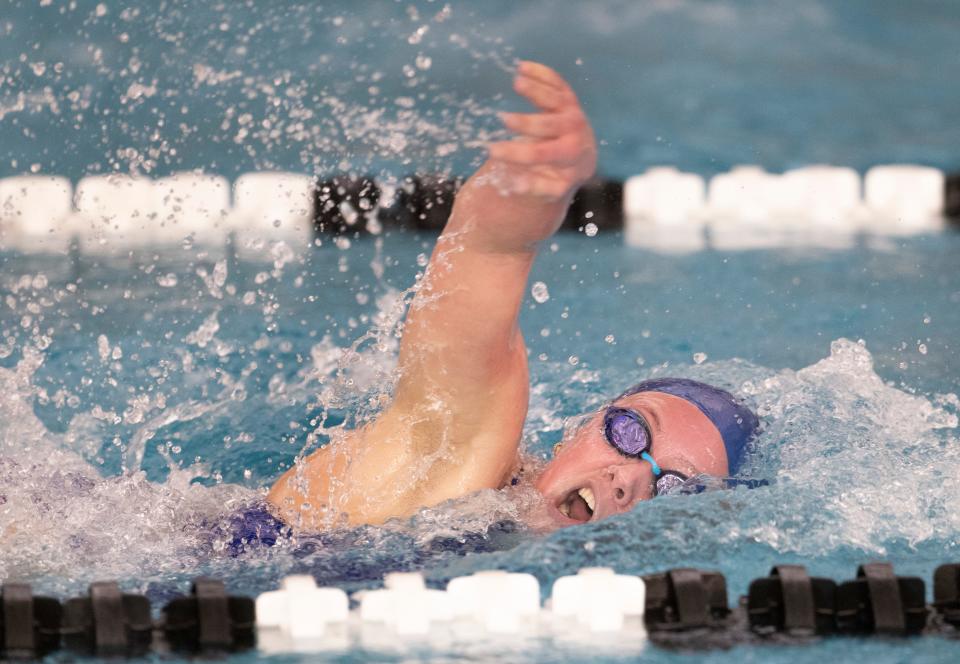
[312,171,960,236]
[3,562,960,659]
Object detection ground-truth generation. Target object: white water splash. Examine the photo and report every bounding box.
[0,349,256,585]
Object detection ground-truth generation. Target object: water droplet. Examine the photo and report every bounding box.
[918,343,928,355]
[416,253,428,267]
[97,334,110,361]
[531,281,550,303]
[584,222,598,237]
[923,315,932,324]
[568,355,580,366]
[604,334,615,344]
[408,24,429,44]
[415,54,432,70]
[540,328,550,337]
[693,352,707,364]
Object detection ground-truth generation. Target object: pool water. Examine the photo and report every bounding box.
[2,230,959,661]
[3,0,960,180]
[3,0,960,660]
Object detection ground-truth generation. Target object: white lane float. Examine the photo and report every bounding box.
[74,174,161,252]
[256,575,349,651]
[708,166,781,225]
[707,166,787,250]
[708,165,860,250]
[550,567,646,633]
[251,567,652,653]
[231,172,315,255]
[780,165,861,248]
[0,176,75,253]
[864,164,945,235]
[155,172,232,247]
[357,572,452,636]
[624,167,706,253]
[446,570,541,634]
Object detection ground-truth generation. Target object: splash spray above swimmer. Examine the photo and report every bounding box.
[264,61,760,531]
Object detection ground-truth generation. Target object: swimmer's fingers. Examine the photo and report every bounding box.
[499,110,585,139]
[517,61,576,98]
[488,133,586,168]
[493,61,596,197]
[514,73,573,112]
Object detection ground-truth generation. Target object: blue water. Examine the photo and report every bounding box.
[2,0,960,661]
[2,232,960,661]
[1,0,958,180]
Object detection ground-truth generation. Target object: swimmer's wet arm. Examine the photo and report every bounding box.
[267,62,595,527]
[379,62,597,495]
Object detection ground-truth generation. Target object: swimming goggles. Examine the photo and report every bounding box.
[603,407,690,497]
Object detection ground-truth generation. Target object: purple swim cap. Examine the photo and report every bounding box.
[619,378,760,473]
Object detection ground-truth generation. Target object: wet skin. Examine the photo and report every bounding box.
[534,391,729,527]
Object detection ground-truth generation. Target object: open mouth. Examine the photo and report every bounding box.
[558,486,596,522]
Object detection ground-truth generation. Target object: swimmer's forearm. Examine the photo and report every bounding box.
[394,60,595,408]
[392,160,570,390]
[394,190,536,404]
[441,161,573,255]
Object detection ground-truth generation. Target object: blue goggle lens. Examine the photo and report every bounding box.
[654,471,689,496]
[603,408,651,457]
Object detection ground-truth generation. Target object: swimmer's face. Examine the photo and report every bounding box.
[534,391,728,527]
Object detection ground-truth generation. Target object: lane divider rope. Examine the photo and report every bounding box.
[3,561,960,658]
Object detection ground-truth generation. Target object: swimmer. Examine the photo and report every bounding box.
[266,61,759,531]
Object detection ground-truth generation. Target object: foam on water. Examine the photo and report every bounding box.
[2,245,958,603]
[2,223,959,600]
[0,346,255,587]
[745,339,960,552]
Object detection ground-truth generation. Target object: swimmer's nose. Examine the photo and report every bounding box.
[607,463,654,510]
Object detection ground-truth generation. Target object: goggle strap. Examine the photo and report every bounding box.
[641,451,661,476]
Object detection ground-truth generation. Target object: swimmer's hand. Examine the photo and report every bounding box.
[452,61,596,253]
[491,61,597,203]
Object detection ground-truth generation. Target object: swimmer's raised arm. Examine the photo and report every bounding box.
[268,61,596,528]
